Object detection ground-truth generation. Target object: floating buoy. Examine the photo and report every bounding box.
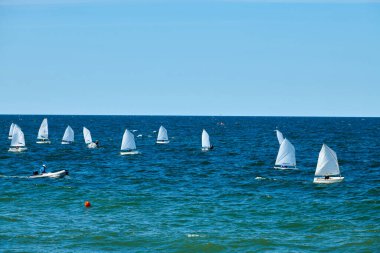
[84,201,91,208]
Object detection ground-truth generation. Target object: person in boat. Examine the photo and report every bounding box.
[324,176,330,180]
[209,145,214,150]
[39,164,47,174]
[95,140,99,147]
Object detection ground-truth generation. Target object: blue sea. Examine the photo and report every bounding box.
[0,115,379,252]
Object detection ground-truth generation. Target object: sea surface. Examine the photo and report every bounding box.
[0,115,379,252]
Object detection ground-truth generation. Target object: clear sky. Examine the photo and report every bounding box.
[0,0,379,116]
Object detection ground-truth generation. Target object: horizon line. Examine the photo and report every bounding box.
[0,113,379,118]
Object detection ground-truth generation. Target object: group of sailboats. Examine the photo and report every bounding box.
[274,129,344,184]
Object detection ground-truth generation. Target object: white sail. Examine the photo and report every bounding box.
[11,125,26,147]
[157,126,168,141]
[315,144,340,176]
[202,129,211,148]
[121,129,136,151]
[83,127,93,144]
[62,125,74,143]
[275,138,296,166]
[37,118,49,139]
[275,130,284,145]
[9,123,15,138]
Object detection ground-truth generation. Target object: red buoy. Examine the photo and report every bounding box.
[84,201,91,208]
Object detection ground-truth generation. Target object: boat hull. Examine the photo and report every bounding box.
[87,143,98,149]
[120,150,140,155]
[29,170,68,179]
[61,141,73,145]
[36,140,51,144]
[8,147,28,152]
[156,140,170,144]
[274,166,298,170]
[313,177,344,184]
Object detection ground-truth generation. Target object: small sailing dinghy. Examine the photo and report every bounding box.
[313,144,344,184]
[62,125,74,144]
[201,129,213,151]
[275,129,284,145]
[120,129,139,155]
[29,170,68,179]
[36,118,51,144]
[9,125,27,152]
[83,127,98,148]
[156,126,169,144]
[8,123,15,139]
[274,138,297,170]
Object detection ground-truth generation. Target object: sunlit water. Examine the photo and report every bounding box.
[0,116,379,252]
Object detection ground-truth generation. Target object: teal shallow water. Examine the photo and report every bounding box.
[0,116,379,252]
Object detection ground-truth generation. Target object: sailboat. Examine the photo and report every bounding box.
[83,127,98,148]
[120,129,139,155]
[156,125,169,144]
[313,144,344,184]
[274,138,297,170]
[62,125,74,144]
[36,118,51,144]
[275,129,284,145]
[201,129,213,151]
[8,123,15,139]
[9,124,27,152]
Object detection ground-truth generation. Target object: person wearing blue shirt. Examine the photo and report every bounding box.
[39,164,47,174]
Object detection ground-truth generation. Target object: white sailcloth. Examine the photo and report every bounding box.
[83,127,93,144]
[37,118,49,139]
[315,144,340,176]
[11,125,26,147]
[202,129,211,148]
[121,129,136,151]
[275,130,284,145]
[275,138,296,166]
[62,126,74,143]
[9,123,15,138]
[157,126,168,141]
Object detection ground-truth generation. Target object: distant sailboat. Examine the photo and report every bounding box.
[9,124,27,152]
[62,125,74,144]
[156,126,169,144]
[83,127,98,148]
[313,144,344,184]
[120,129,139,155]
[274,138,297,170]
[201,129,213,151]
[8,123,15,139]
[275,129,284,145]
[36,118,51,144]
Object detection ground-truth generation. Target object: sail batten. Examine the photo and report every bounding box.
[37,118,49,139]
[121,129,136,151]
[315,144,340,176]
[62,126,74,143]
[202,129,211,148]
[275,138,296,166]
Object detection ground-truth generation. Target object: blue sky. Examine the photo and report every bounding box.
[0,0,379,116]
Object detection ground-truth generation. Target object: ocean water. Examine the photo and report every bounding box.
[0,115,379,252]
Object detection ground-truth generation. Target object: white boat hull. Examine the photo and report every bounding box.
[87,142,98,149]
[156,140,170,144]
[61,141,73,145]
[274,166,298,170]
[36,140,51,144]
[8,136,12,140]
[30,170,68,179]
[8,147,28,152]
[120,150,140,155]
[313,176,344,184]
